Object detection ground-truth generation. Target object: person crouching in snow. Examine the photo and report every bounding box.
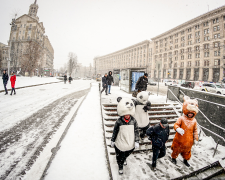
[133,91,151,140]
[111,97,139,175]
[171,96,199,167]
[146,118,170,171]
[10,71,16,95]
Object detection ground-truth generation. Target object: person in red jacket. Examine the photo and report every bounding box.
[10,71,16,95]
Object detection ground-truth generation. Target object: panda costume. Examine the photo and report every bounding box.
[111,97,139,175]
[133,91,151,140]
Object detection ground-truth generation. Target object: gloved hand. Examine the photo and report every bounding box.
[176,127,184,136]
[111,141,115,148]
[143,106,148,112]
[135,142,139,149]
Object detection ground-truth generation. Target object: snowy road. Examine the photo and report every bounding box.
[0,80,92,179]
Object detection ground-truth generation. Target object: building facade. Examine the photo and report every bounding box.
[94,5,225,82]
[1,0,54,76]
[94,40,153,76]
[0,43,9,70]
[151,5,225,82]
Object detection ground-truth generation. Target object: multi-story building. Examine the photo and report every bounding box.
[94,5,225,82]
[0,43,9,71]
[1,0,54,76]
[94,40,153,76]
[151,5,225,82]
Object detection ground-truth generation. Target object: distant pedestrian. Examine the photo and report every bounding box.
[135,73,148,92]
[146,118,170,171]
[69,76,72,84]
[2,70,9,95]
[107,71,114,94]
[64,74,67,84]
[10,71,16,95]
[101,73,108,95]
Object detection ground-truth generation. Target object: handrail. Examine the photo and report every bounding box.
[195,98,225,108]
[179,90,225,132]
[167,89,225,144]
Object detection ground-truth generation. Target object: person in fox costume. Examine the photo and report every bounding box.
[171,96,199,167]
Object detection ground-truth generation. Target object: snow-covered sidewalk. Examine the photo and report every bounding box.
[44,83,110,180]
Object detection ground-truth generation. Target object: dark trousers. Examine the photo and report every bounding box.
[11,88,16,95]
[4,83,8,93]
[115,145,134,169]
[101,85,108,94]
[140,123,150,139]
[64,80,66,84]
[152,145,166,167]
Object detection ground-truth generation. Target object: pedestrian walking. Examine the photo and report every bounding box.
[135,73,148,92]
[111,97,139,175]
[171,96,198,167]
[146,118,170,171]
[68,76,72,84]
[64,74,67,84]
[101,73,108,95]
[2,70,9,95]
[10,71,16,95]
[107,71,114,94]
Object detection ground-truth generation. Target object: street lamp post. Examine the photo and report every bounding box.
[8,18,16,75]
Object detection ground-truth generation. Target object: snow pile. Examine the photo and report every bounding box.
[45,83,109,180]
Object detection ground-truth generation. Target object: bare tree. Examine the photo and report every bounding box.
[67,52,78,76]
[20,40,43,76]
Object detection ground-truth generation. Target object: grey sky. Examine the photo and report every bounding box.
[0,0,224,69]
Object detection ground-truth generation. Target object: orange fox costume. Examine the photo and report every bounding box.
[171,96,199,160]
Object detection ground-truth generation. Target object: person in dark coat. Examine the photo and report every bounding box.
[10,71,16,95]
[63,74,67,84]
[111,97,139,175]
[107,71,114,94]
[146,118,170,170]
[2,70,9,95]
[101,73,108,95]
[68,76,72,84]
[135,73,148,92]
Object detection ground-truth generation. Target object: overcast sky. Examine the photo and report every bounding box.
[0,0,224,69]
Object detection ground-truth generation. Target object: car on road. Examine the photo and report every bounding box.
[165,80,176,86]
[181,81,195,89]
[200,83,225,95]
[148,80,157,86]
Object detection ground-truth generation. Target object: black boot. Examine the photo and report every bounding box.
[183,159,190,167]
[118,167,123,175]
[171,158,177,165]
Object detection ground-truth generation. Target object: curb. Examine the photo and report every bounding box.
[40,84,91,179]
[99,83,113,180]
[0,81,63,93]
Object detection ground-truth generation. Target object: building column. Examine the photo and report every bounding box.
[220,67,223,82]
[199,67,203,81]
[208,68,213,82]
[190,68,194,80]
[183,68,186,80]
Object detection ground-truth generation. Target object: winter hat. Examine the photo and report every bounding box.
[160,118,168,126]
[117,97,135,117]
[144,73,148,77]
[105,73,107,75]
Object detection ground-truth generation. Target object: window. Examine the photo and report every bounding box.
[174,63,177,67]
[204,28,209,34]
[181,31,184,35]
[188,34,192,39]
[164,64,167,68]
[195,25,199,30]
[170,46,173,50]
[195,61,200,66]
[188,54,192,59]
[181,36,185,41]
[170,35,173,39]
[213,18,219,24]
[28,36,30,40]
[214,59,220,66]
[214,51,220,56]
[24,24,26,28]
[175,45,178,48]
[181,43,185,47]
[195,53,200,58]
[175,57,178,61]
[203,21,208,26]
[188,61,191,67]
[213,25,220,31]
[175,39,178,43]
[195,31,200,37]
[195,46,200,51]
[180,49,184,53]
[204,36,210,41]
[195,38,200,43]
[204,44,209,49]
[188,28,192,32]
[214,34,220,39]
[214,42,220,47]
[181,62,184,67]
[204,52,209,57]
[188,41,192,45]
[187,47,192,52]
[175,33,178,37]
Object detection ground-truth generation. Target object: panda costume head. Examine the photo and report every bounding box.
[136,91,150,104]
[117,97,135,117]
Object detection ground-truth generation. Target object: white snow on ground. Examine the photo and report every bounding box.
[0,79,93,132]
[0,76,61,91]
[45,83,109,180]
